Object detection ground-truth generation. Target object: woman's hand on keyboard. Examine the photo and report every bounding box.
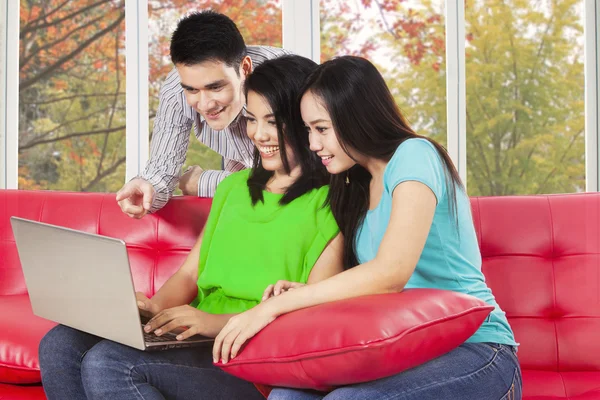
[136,292,161,319]
[144,305,216,340]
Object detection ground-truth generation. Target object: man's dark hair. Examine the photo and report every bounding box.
[170,10,247,73]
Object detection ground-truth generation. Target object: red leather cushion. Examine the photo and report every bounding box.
[217,289,493,390]
[472,194,600,399]
[521,370,600,400]
[0,295,56,384]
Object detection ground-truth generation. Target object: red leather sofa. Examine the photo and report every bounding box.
[0,190,599,399]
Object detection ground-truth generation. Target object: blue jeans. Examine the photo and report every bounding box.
[269,343,522,400]
[39,324,264,400]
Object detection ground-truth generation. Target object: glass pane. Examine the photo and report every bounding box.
[19,1,126,191]
[320,0,447,147]
[148,1,283,194]
[465,0,585,195]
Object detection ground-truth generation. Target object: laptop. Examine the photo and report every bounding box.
[10,216,214,351]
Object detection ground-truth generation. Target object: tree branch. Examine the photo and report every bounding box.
[19,126,125,151]
[529,15,554,81]
[98,24,123,176]
[373,0,401,40]
[81,156,126,192]
[25,108,115,143]
[474,138,495,194]
[19,12,125,91]
[23,0,70,30]
[21,92,126,106]
[20,0,114,38]
[536,128,584,194]
[20,15,105,69]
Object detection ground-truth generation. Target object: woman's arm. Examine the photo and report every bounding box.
[213,181,437,363]
[270,180,434,311]
[136,228,204,315]
[307,233,344,284]
[139,228,244,339]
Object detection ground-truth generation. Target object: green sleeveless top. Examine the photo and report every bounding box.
[194,169,339,314]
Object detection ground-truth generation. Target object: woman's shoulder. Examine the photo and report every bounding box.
[313,183,331,198]
[214,169,251,199]
[384,137,447,199]
[388,138,443,172]
[220,169,251,187]
[281,184,331,214]
[303,183,331,204]
[395,137,439,157]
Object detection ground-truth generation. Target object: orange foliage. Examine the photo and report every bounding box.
[148,0,282,98]
[53,79,68,90]
[19,0,125,83]
[18,166,47,190]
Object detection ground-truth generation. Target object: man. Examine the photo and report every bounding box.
[116,10,288,218]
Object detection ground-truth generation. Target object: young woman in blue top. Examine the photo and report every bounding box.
[213,56,522,400]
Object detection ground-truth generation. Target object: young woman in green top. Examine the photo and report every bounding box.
[37,55,343,400]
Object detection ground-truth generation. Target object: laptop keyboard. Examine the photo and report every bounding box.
[143,329,179,343]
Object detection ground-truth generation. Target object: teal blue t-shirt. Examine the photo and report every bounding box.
[356,138,517,346]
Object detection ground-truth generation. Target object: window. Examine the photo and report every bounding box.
[4,0,596,195]
[465,0,585,195]
[18,0,126,191]
[320,0,447,146]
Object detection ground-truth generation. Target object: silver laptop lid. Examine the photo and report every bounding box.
[10,217,146,350]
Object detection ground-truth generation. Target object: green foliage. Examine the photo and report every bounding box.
[322,0,584,196]
[464,0,584,195]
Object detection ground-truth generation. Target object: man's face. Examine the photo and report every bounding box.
[176,58,250,131]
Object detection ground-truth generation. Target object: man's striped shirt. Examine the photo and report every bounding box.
[140,45,290,212]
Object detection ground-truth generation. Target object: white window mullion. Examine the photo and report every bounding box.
[0,0,6,190]
[585,0,599,192]
[125,0,149,182]
[282,0,320,62]
[445,0,467,188]
[1,0,18,189]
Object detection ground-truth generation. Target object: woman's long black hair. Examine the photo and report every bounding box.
[245,55,329,205]
[301,56,464,269]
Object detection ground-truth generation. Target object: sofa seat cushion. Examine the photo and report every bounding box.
[523,370,600,399]
[0,295,56,384]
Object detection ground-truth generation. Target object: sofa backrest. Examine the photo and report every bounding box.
[0,190,210,297]
[471,193,600,373]
[2,190,599,373]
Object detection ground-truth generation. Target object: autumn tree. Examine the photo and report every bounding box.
[321,0,447,148]
[19,0,126,192]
